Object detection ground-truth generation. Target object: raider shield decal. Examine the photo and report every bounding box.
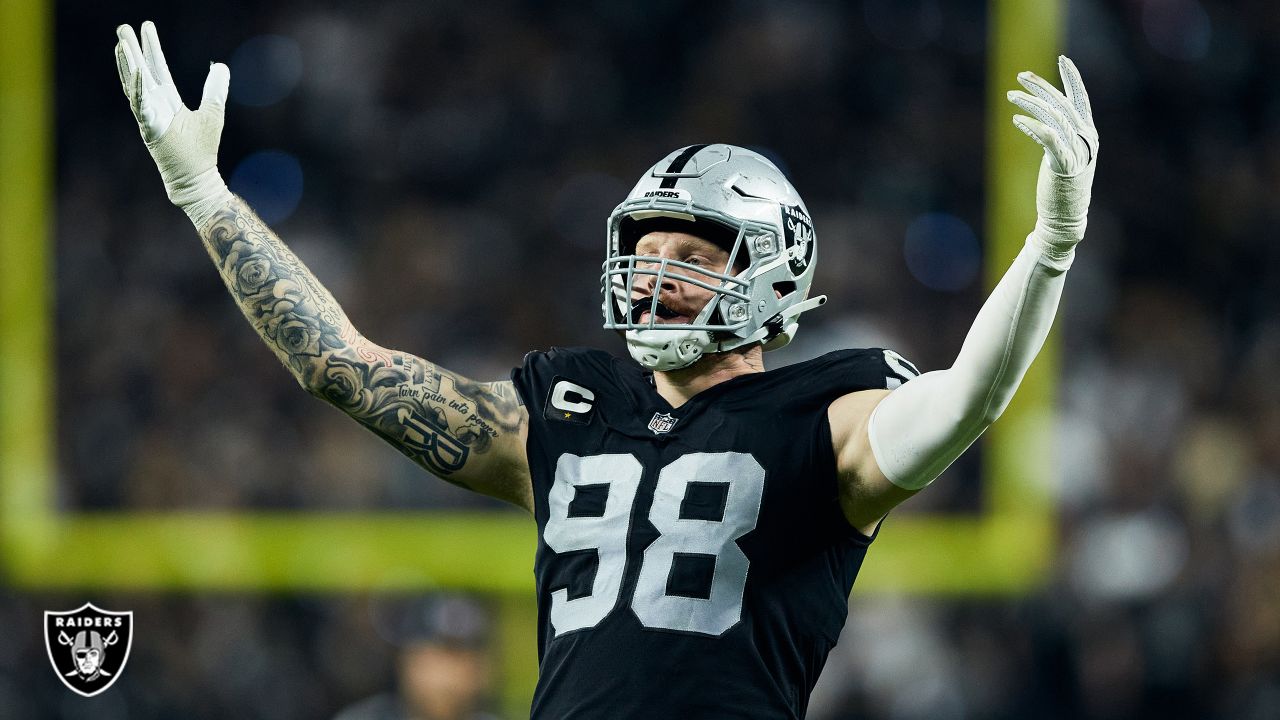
[45,602,133,697]
[782,204,815,276]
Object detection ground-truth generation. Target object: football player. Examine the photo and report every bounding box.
[115,20,1096,719]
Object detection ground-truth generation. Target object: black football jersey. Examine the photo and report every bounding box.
[510,346,916,720]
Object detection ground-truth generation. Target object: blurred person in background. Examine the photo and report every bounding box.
[333,595,499,720]
[112,17,1097,720]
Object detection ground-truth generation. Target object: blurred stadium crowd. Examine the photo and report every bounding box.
[2,0,1279,717]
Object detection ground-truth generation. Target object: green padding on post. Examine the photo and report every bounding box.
[857,514,1055,594]
[984,0,1062,520]
[5,512,537,591]
[0,0,56,550]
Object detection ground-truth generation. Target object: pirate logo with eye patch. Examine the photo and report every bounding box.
[45,603,134,697]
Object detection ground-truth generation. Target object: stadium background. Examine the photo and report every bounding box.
[2,0,1278,717]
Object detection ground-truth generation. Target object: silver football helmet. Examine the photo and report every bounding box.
[602,144,826,371]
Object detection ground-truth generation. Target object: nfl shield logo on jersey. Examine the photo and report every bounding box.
[647,412,678,434]
[45,603,133,697]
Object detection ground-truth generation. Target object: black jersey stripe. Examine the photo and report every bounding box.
[658,143,710,188]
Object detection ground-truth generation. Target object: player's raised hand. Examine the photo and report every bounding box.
[1005,56,1098,267]
[115,21,232,228]
[1007,56,1098,176]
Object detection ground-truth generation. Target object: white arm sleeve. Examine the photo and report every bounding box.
[867,241,1067,489]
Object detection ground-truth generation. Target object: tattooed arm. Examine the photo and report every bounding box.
[114,24,530,508]
[201,197,533,510]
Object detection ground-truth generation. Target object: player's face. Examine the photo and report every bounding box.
[632,231,736,325]
[76,648,100,674]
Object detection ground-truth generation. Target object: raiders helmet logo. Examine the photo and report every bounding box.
[782,204,814,276]
[45,602,133,697]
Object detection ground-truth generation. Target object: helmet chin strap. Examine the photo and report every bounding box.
[759,294,827,351]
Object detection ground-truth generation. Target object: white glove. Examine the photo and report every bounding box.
[115,21,233,229]
[1007,55,1099,271]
